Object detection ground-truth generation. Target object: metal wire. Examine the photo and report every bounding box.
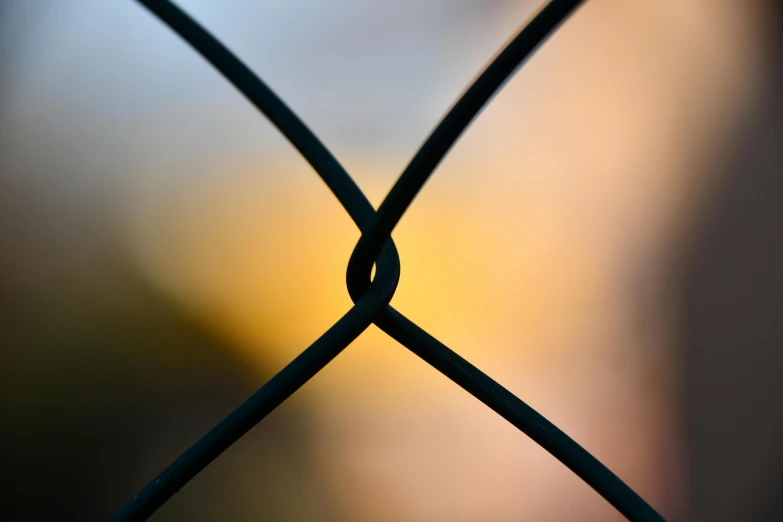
[114,1,666,520]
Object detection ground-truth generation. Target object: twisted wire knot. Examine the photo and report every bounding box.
[113,1,665,521]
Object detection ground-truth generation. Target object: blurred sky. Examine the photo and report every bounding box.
[0,1,773,521]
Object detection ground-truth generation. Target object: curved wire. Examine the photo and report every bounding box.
[114,1,400,520]
[134,1,379,229]
[375,310,665,522]
[112,282,396,522]
[347,0,582,299]
[118,1,666,521]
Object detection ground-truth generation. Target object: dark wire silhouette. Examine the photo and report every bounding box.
[114,1,665,520]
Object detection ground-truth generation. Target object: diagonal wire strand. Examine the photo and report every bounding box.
[113,2,402,521]
[342,0,664,520]
[347,0,583,297]
[374,310,666,522]
[116,1,666,521]
[112,287,395,522]
[134,0,374,226]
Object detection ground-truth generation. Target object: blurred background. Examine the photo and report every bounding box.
[1,0,781,520]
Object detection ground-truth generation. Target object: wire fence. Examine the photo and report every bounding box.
[113,1,665,520]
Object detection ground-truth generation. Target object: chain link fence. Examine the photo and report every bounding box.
[113,1,665,520]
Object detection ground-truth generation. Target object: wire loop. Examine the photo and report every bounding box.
[113,1,666,521]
